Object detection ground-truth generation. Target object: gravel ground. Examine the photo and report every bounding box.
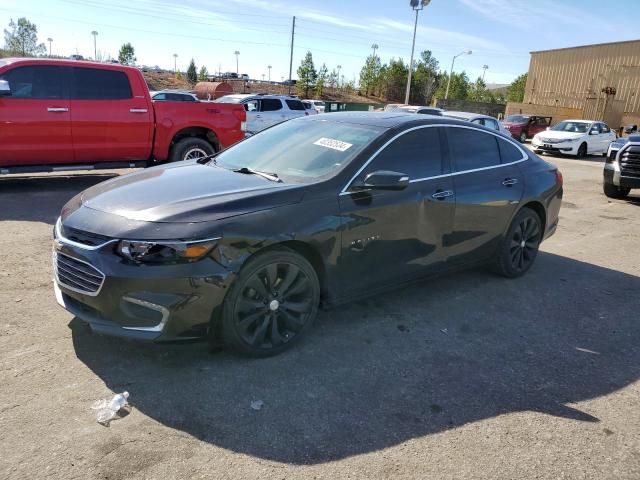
[0,151,638,480]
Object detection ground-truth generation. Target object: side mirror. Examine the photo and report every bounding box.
[0,79,10,97]
[590,130,599,135]
[352,170,410,191]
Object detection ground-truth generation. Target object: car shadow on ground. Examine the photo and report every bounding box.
[70,252,640,465]
[0,174,118,224]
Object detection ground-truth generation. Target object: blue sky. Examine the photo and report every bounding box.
[1,0,638,85]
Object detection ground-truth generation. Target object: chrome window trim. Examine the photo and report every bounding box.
[53,250,106,297]
[121,297,170,332]
[55,217,117,250]
[339,123,528,196]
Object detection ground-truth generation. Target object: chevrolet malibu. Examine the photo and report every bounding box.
[54,113,563,357]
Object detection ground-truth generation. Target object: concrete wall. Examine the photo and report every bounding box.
[505,102,583,124]
[436,99,506,118]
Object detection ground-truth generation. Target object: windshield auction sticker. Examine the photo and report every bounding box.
[313,137,353,152]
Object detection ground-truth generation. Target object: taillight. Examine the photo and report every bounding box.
[232,108,246,122]
[555,169,563,186]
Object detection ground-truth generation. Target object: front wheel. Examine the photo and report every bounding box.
[492,208,542,278]
[577,142,587,158]
[603,182,630,199]
[170,137,216,162]
[519,131,527,143]
[221,248,320,357]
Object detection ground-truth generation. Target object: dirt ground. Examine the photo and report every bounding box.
[0,150,638,479]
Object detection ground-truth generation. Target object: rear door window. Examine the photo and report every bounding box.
[362,127,444,180]
[0,65,69,99]
[260,98,282,111]
[447,127,500,171]
[71,68,133,100]
[497,137,524,164]
[286,99,306,111]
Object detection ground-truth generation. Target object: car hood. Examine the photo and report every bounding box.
[77,161,305,223]
[535,131,585,141]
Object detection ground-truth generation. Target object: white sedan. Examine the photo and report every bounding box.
[531,120,616,157]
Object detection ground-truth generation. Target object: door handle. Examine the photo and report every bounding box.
[129,108,148,113]
[431,189,454,200]
[502,178,519,186]
[255,114,262,118]
[47,107,69,112]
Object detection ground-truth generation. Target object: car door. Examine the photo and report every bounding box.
[70,66,152,162]
[599,123,615,152]
[338,126,454,295]
[242,98,260,133]
[258,98,286,129]
[0,64,73,166]
[529,117,547,137]
[586,123,604,154]
[445,126,526,265]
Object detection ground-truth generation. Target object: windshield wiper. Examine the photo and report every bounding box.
[233,166,282,182]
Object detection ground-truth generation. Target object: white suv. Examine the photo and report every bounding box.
[213,94,307,134]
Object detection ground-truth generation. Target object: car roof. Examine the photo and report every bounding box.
[444,111,490,120]
[0,57,140,72]
[563,119,593,123]
[154,90,194,94]
[306,112,469,128]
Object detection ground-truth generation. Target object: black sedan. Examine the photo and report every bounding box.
[54,113,563,356]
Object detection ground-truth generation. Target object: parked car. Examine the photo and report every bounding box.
[301,100,319,115]
[213,94,307,134]
[0,58,246,173]
[603,134,640,198]
[397,105,443,116]
[501,115,552,143]
[151,90,198,102]
[222,72,238,79]
[282,79,297,86]
[53,112,563,356]
[303,99,325,113]
[531,120,616,157]
[443,111,511,136]
[239,73,250,81]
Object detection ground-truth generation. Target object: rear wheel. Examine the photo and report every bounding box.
[577,142,587,158]
[603,182,630,199]
[170,137,216,162]
[492,208,542,278]
[222,248,320,357]
[519,131,527,143]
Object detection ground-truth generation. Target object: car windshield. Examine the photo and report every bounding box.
[505,115,528,123]
[214,119,384,183]
[314,101,325,106]
[212,95,249,104]
[551,121,590,133]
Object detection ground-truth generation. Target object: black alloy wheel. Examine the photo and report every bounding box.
[222,248,320,357]
[493,208,542,278]
[577,142,587,158]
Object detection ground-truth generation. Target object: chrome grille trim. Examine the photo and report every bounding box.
[53,251,105,296]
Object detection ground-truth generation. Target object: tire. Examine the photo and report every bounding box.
[519,131,527,143]
[577,142,587,158]
[534,149,542,155]
[170,137,215,162]
[492,208,543,278]
[603,181,630,199]
[221,248,320,357]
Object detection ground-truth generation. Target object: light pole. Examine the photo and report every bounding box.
[234,50,240,75]
[371,43,379,57]
[91,31,98,60]
[268,65,272,81]
[336,65,342,88]
[405,0,431,105]
[262,74,265,81]
[482,64,489,82]
[445,49,472,100]
[46,37,52,56]
[173,53,178,73]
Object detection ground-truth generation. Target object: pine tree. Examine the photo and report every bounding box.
[198,65,208,81]
[296,51,317,98]
[187,59,197,84]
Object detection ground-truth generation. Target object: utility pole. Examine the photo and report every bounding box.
[371,43,379,57]
[337,65,342,88]
[91,31,98,60]
[482,64,489,82]
[234,50,240,74]
[46,37,52,56]
[173,53,178,73]
[288,16,296,95]
[268,65,272,82]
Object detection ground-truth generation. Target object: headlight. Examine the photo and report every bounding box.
[117,238,220,263]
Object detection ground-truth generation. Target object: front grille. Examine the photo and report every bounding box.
[60,225,112,247]
[620,145,640,179]
[54,251,105,295]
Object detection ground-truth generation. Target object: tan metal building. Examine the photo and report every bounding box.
[522,39,640,129]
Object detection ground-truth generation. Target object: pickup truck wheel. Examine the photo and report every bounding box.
[171,137,216,162]
[519,131,527,143]
[603,181,630,199]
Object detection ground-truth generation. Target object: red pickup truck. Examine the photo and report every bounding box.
[0,58,246,173]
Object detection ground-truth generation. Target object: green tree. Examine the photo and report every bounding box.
[359,54,382,96]
[296,51,317,98]
[468,76,488,102]
[378,58,408,102]
[434,71,470,100]
[198,65,208,81]
[328,68,339,92]
[187,58,197,84]
[411,50,440,104]
[3,17,45,56]
[315,63,328,97]
[507,73,527,102]
[118,42,136,65]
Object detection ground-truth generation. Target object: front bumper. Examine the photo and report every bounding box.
[531,139,578,155]
[53,232,233,341]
